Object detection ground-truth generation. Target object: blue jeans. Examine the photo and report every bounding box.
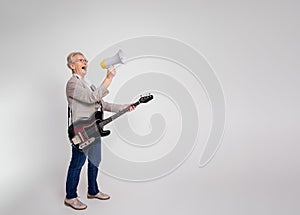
[66,138,101,199]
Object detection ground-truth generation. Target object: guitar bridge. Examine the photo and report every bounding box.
[79,137,96,150]
[72,135,82,145]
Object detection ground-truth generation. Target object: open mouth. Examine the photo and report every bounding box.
[82,66,87,71]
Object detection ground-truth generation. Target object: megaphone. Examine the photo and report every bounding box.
[100,49,125,69]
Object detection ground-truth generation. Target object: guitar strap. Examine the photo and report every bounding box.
[68,106,72,128]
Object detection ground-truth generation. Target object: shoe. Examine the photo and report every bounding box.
[87,191,110,200]
[64,197,87,210]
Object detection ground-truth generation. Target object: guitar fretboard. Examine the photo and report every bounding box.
[100,101,140,126]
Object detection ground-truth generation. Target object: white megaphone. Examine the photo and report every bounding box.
[100,49,125,69]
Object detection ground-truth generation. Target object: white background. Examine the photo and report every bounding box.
[0,0,299,214]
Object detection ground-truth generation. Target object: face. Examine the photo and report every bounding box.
[70,54,88,77]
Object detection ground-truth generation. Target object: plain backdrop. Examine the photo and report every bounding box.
[0,0,299,215]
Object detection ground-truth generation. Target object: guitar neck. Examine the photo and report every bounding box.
[101,101,140,126]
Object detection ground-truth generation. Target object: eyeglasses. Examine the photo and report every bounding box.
[75,59,88,63]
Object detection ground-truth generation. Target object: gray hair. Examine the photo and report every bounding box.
[66,51,84,71]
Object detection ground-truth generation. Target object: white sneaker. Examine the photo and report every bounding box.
[64,197,87,210]
[87,191,110,200]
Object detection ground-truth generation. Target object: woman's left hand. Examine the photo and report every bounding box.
[120,104,135,112]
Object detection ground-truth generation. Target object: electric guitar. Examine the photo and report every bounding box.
[68,94,153,151]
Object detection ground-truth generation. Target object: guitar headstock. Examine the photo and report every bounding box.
[139,94,154,103]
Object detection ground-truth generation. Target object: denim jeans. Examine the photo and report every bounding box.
[66,138,101,199]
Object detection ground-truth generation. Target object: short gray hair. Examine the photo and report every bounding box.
[66,52,84,71]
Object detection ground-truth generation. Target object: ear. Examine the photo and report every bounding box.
[70,63,75,70]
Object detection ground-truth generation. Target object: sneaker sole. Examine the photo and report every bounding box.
[87,195,110,200]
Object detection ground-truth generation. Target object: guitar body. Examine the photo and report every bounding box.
[67,94,153,151]
[68,111,110,151]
